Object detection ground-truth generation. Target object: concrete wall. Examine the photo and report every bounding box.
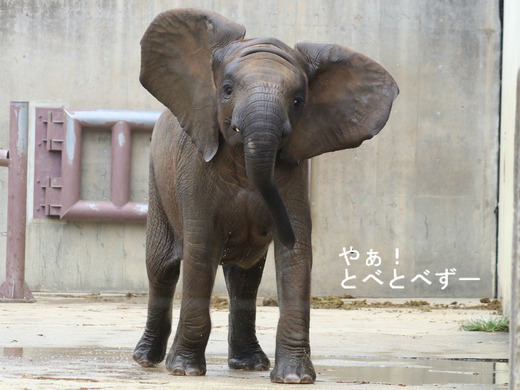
[511,67,520,390]
[0,0,501,298]
[502,0,520,387]
[498,0,520,316]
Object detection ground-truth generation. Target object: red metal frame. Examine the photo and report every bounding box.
[34,108,64,218]
[61,109,159,221]
[0,102,34,301]
[34,108,160,221]
[1,105,161,301]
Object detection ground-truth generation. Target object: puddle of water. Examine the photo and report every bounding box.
[313,356,509,386]
[0,347,270,384]
[1,347,509,386]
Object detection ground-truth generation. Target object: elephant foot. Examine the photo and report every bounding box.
[165,350,206,376]
[270,356,316,384]
[228,344,270,371]
[133,330,169,367]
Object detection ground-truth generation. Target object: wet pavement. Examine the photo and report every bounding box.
[0,294,510,389]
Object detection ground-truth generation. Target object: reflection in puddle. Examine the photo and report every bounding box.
[313,356,508,386]
[3,347,23,358]
[1,347,509,386]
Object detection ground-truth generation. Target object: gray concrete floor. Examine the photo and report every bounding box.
[0,294,510,389]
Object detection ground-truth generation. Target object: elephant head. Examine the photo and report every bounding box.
[140,8,399,249]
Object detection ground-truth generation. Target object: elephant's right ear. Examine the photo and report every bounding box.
[140,9,245,162]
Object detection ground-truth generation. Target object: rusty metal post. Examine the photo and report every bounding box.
[0,102,34,302]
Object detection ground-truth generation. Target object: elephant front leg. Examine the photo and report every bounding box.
[133,273,179,367]
[134,183,180,367]
[166,240,219,376]
[270,241,316,384]
[223,254,270,371]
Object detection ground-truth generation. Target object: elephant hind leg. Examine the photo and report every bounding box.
[134,167,181,368]
[224,254,270,371]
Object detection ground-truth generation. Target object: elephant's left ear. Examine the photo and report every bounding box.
[284,42,399,163]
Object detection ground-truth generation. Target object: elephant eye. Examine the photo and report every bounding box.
[222,84,233,96]
[292,96,304,110]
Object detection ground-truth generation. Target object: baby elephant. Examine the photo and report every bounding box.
[133,8,398,384]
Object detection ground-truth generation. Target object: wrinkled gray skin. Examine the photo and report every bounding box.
[133,8,398,384]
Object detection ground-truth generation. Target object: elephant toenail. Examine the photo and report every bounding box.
[170,367,186,376]
[301,374,314,384]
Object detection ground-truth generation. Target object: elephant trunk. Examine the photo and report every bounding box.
[242,122,296,250]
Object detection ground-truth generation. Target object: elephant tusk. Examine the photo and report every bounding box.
[234,127,241,133]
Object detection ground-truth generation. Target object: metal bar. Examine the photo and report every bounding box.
[0,102,34,302]
[111,121,132,208]
[60,113,82,218]
[61,200,147,222]
[66,109,161,130]
[0,149,9,167]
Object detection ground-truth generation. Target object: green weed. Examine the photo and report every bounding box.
[459,316,509,332]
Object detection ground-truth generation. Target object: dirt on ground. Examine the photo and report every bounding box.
[56,292,503,314]
[309,295,503,314]
[211,296,229,309]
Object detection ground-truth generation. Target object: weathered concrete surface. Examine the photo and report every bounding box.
[510,69,520,390]
[0,1,501,297]
[310,1,500,298]
[498,0,520,317]
[0,295,509,389]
